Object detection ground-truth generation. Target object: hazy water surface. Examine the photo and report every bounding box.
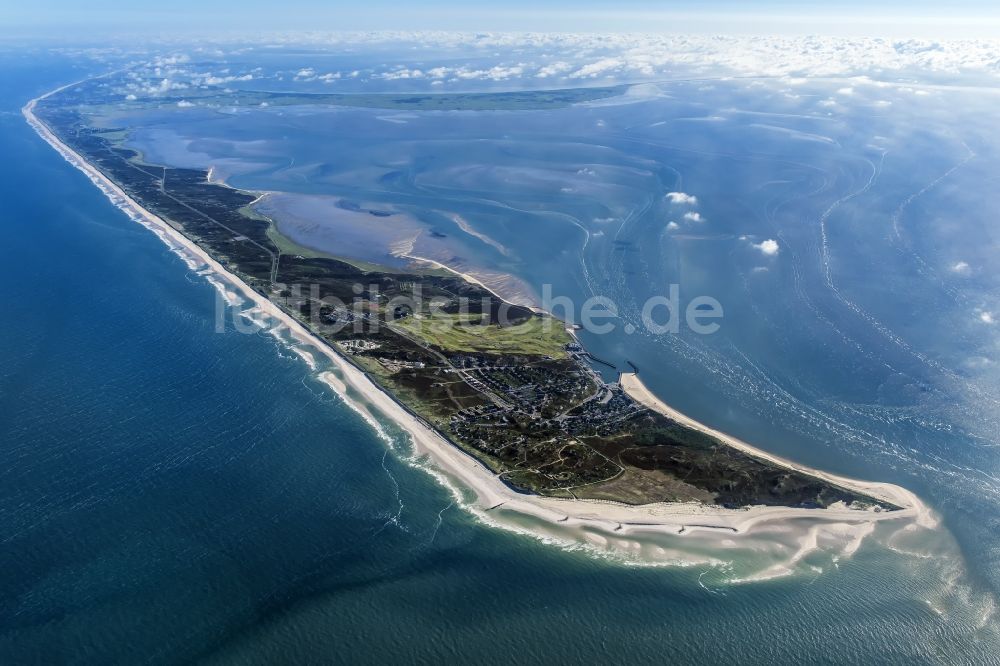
[1,53,998,663]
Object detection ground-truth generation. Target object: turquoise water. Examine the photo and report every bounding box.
[1,53,998,663]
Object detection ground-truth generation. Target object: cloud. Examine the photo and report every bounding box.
[666,191,698,205]
[486,65,525,80]
[536,61,572,78]
[230,33,1000,85]
[380,68,425,80]
[446,64,527,81]
[980,311,995,324]
[176,100,194,108]
[154,54,189,66]
[203,73,253,85]
[951,261,971,275]
[753,239,780,255]
[147,78,187,94]
[666,221,680,230]
[570,57,625,78]
[119,33,1000,107]
[683,212,704,223]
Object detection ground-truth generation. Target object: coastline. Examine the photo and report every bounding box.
[24,86,934,569]
[619,373,932,524]
[396,251,543,311]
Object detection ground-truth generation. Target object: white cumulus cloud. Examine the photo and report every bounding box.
[256,33,1000,84]
[753,239,780,255]
[666,191,698,205]
[380,68,425,80]
[683,212,704,223]
[536,61,572,78]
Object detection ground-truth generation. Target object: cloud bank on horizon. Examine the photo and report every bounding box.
[116,32,1000,95]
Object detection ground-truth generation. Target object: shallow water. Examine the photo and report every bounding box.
[118,70,1000,587]
[1,52,998,663]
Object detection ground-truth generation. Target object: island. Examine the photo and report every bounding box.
[25,77,930,550]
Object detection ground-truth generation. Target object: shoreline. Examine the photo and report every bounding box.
[24,85,933,568]
[396,251,543,311]
[618,373,932,524]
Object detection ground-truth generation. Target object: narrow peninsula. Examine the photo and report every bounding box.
[25,77,930,547]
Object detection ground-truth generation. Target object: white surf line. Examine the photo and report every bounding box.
[24,82,930,565]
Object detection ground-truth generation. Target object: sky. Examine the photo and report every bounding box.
[4,0,1000,39]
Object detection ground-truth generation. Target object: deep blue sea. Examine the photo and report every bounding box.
[1,51,998,664]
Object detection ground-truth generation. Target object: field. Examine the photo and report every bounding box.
[394,311,572,358]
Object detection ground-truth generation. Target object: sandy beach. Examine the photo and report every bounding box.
[395,251,542,310]
[24,86,934,569]
[619,372,932,523]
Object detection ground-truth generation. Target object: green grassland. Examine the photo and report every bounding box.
[394,311,572,358]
